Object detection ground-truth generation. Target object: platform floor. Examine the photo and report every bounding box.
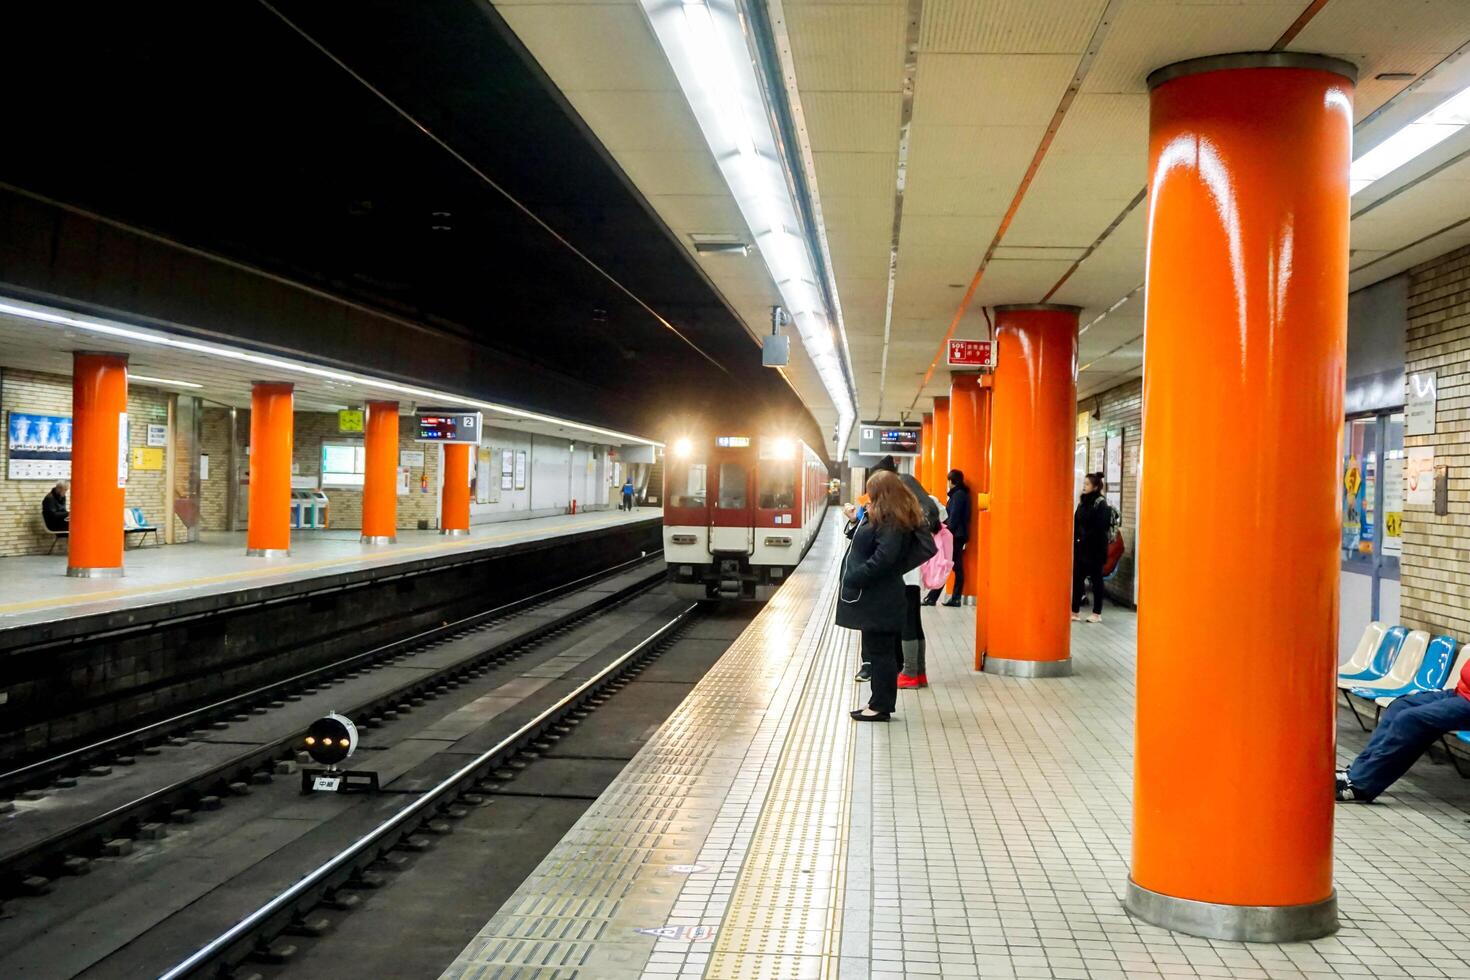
[441,520,1470,980]
[0,508,658,630]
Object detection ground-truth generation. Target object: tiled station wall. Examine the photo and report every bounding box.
[0,368,172,557]
[1400,243,1470,638]
[1077,379,1141,607]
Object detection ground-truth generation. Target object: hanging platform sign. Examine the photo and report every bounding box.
[946,339,993,368]
[414,410,482,445]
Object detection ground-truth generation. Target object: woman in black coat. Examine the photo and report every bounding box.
[838,470,929,721]
[1071,472,1113,623]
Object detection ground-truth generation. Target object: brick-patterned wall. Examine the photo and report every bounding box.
[1400,243,1470,637]
[1,368,171,556]
[199,405,233,532]
[1078,378,1142,606]
[285,411,441,531]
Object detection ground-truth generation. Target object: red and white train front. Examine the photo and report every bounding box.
[663,435,827,600]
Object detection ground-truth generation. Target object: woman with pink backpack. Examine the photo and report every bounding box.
[899,496,952,689]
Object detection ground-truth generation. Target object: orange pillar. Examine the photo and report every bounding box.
[984,305,1079,677]
[1127,52,1354,943]
[246,382,294,557]
[361,401,399,544]
[948,374,984,601]
[974,376,993,668]
[68,352,129,578]
[930,397,950,499]
[441,443,471,536]
[919,413,934,493]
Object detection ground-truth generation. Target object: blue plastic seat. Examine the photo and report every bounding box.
[1338,625,1407,686]
[1352,635,1457,701]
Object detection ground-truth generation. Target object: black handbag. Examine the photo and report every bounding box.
[900,526,937,573]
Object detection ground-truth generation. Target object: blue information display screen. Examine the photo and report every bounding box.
[415,412,482,444]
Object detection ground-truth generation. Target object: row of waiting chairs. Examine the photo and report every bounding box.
[1338,622,1470,773]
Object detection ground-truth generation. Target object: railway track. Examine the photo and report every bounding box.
[160,603,701,979]
[0,554,665,897]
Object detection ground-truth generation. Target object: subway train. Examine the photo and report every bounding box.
[662,434,828,600]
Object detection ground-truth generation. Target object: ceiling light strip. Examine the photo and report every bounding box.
[907,0,1124,412]
[875,0,924,422]
[131,374,205,389]
[254,0,728,375]
[1351,82,1470,195]
[0,296,661,447]
[1270,0,1335,52]
[638,0,856,449]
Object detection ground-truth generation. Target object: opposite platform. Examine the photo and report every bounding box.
[0,508,659,634]
[442,518,1470,979]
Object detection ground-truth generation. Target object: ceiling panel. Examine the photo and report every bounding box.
[913,54,1080,127]
[919,0,1106,54]
[786,3,908,91]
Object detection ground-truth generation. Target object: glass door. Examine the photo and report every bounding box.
[1342,411,1402,624]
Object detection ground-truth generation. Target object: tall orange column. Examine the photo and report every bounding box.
[984,305,1079,677]
[1127,53,1354,943]
[919,413,934,493]
[930,397,950,497]
[361,401,399,544]
[948,374,985,601]
[441,443,471,536]
[974,376,993,668]
[246,382,294,557]
[68,352,129,578]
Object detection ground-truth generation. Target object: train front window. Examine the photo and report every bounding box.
[758,461,796,509]
[717,462,748,509]
[671,461,707,508]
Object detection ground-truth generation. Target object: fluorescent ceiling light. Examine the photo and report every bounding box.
[1352,83,1470,195]
[641,0,856,455]
[0,297,660,447]
[131,373,204,389]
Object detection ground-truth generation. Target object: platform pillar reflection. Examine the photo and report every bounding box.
[1127,52,1355,943]
[983,305,1078,678]
[361,401,399,544]
[246,382,294,557]
[67,352,129,578]
[441,443,471,536]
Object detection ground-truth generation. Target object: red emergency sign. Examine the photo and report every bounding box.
[946,339,993,368]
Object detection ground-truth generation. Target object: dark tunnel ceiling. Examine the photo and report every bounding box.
[0,0,824,451]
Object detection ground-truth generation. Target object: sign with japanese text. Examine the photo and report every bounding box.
[946,339,993,368]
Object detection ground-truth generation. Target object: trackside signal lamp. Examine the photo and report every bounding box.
[303,713,358,766]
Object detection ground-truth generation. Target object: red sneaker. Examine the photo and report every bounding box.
[897,674,929,689]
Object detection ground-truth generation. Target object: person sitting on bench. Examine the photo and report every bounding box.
[1337,653,1470,802]
[42,481,69,531]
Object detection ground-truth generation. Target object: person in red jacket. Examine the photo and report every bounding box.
[1336,655,1470,802]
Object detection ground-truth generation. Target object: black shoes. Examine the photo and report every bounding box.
[942,599,962,608]
[919,597,938,607]
[854,664,872,683]
[850,708,891,722]
[1335,770,1368,803]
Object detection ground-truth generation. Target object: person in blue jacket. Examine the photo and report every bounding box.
[621,476,635,511]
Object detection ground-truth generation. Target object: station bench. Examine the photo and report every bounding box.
[44,507,161,553]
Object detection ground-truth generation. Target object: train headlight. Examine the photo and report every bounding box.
[770,437,796,459]
[673,437,693,459]
[304,713,358,766]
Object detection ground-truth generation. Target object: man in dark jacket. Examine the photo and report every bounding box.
[924,470,970,607]
[42,481,69,531]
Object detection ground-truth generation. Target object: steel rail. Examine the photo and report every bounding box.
[0,552,659,790]
[159,603,699,980]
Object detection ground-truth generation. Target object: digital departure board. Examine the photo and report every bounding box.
[415,411,482,444]
[858,422,921,457]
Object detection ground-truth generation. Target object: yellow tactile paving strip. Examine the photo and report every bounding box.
[0,513,642,619]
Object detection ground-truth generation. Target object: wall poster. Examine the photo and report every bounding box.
[501,449,514,490]
[7,411,72,480]
[1406,446,1435,505]
[1104,431,1123,510]
[514,450,527,491]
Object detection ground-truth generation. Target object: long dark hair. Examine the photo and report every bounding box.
[866,470,923,530]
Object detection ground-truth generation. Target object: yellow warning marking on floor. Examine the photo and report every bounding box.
[705,578,855,978]
[0,514,642,617]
